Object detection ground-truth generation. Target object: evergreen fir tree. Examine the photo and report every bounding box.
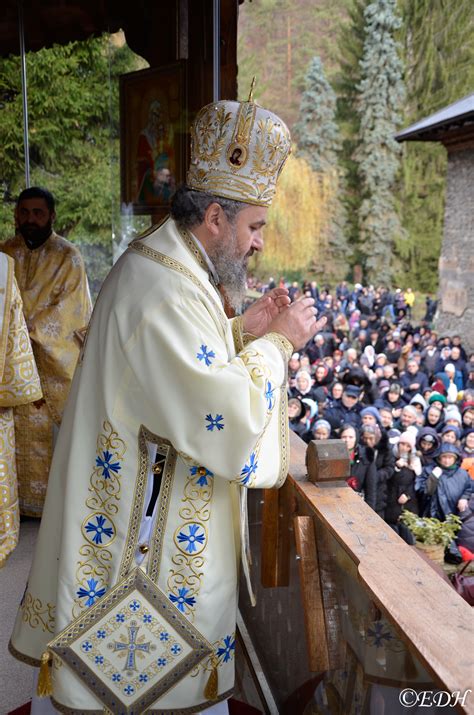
[354,0,406,284]
[294,57,350,280]
[394,0,474,292]
[335,0,368,270]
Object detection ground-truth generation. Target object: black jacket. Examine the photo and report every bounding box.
[348,446,377,511]
[385,463,419,524]
[365,430,395,517]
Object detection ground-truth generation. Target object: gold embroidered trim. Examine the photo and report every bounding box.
[176,225,209,274]
[231,316,245,353]
[50,687,235,714]
[19,592,55,633]
[73,421,126,618]
[262,331,293,363]
[275,383,289,489]
[231,316,257,354]
[118,426,176,580]
[127,242,227,334]
[167,459,215,622]
[8,639,42,667]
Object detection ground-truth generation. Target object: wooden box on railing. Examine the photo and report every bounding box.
[306,439,350,483]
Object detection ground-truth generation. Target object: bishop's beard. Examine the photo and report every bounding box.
[208,224,248,313]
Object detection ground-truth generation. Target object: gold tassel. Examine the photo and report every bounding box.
[203,656,219,701]
[37,650,53,697]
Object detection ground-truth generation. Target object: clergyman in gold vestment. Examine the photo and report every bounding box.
[1,187,92,516]
[0,252,42,566]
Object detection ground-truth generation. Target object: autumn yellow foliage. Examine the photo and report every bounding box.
[252,151,337,276]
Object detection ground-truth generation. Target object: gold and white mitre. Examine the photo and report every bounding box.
[187,92,291,207]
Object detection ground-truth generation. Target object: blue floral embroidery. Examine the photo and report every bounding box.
[265,380,275,410]
[112,673,121,682]
[139,674,149,683]
[205,414,224,431]
[169,587,197,613]
[160,632,170,642]
[143,614,152,624]
[367,621,393,648]
[116,613,125,623]
[157,658,167,667]
[217,635,236,663]
[189,466,214,487]
[81,641,93,652]
[95,655,104,664]
[171,643,182,655]
[124,685,135,696]
[84,514,114,545]
[95,450,121,479]
[177,523,206,553]
[197,345,216,367]
[96,629,106,639]
[129,599,140,612]
[76,578,107,607]
[240,452,258,485]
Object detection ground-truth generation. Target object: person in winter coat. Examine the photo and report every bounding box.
[416,443,472,520]
[340,424,377,511]
[400,358,429,402]
[460,428,474,479]
[360,423,395,519]
[325,384,362,436]
[416,426,441,467]
[385,430,421,535]
[425,404,445,432]
[288,397,307,438]
[456,494,474,555]
[289,369,319,402]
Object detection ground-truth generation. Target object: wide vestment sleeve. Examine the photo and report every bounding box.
[26,242,91,424]
[125,278,290,489]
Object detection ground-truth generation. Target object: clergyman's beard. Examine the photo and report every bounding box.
[209,225,248,313]
[18,221,53,249]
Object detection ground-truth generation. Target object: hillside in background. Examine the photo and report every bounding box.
[238,0,353,127]
[238,0,474,291]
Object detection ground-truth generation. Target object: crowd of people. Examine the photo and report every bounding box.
[251,277,474,559]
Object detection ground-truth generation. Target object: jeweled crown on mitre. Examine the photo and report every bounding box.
[186,85,291,207]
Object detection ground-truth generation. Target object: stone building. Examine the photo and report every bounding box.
[396,93,474,353]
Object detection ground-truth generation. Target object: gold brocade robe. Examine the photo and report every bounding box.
[0,254,42,566]
[1,232,92,515]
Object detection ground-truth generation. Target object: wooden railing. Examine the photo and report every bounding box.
[237,431,474,715]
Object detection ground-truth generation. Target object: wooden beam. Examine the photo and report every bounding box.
[260,482,291,588]
[294,516,330,672]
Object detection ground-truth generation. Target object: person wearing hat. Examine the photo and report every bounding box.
[428,391,447,411]
[416,444,472,521]
[385,429,421,539]
[374,382,405,420]
[340,424,377,510]
[440,424,461,446]
[416,427,441,467]
[10,94,327,714]
[325,383,362,436]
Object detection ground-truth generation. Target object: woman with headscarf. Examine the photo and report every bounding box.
[360,422,395,519]
[416,443,472,520]
[416,426,441,467]
[289,369,319,402]
[385,430,421,540]
[340,424,377,511]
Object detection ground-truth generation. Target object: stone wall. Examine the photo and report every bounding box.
[435,146,474,354]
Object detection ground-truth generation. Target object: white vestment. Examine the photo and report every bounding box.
[10,217,290,713]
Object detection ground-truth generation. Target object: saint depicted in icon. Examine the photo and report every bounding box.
[135,100,176,205]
